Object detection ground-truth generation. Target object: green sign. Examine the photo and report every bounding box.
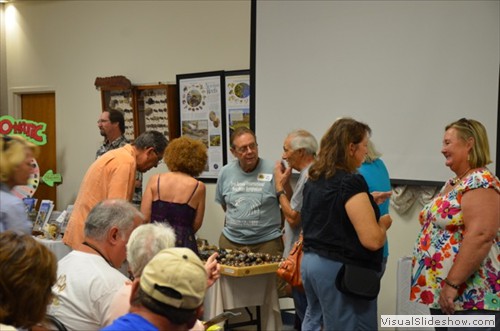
[42,170,62,187]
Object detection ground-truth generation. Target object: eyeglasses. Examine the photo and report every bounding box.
[97,119,110,124]
[233,142,258,154]
[153,149,163,165]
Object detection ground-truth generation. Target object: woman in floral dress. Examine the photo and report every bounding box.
[411,118,500,328]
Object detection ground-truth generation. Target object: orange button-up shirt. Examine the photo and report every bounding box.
[63,144,136,249]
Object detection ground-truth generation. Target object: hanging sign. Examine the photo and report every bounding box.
[0,115,47,145]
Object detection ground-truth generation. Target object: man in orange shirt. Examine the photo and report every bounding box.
[63,130,167,249]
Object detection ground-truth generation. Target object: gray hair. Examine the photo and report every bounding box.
[288,129,318,156]
[84,199,144,241]
[364,140,382,163]
[133,130,168,156]
[126,223,176,277]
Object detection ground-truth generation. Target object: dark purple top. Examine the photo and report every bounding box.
[151,175,199,255]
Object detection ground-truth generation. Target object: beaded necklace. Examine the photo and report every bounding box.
[449,168,471,186]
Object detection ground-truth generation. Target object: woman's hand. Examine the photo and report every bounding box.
[438,284,457,314]
[205,252,221,288]
[371,191,392,205]
[379,214,392,231]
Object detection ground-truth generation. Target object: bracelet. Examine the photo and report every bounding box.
[443,278,460,290]
[276,190,286,199]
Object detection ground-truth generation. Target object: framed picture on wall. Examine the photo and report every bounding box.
[176,71,226,182]
[224,70,251,163]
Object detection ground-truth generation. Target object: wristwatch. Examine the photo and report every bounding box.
[276,190,286,198]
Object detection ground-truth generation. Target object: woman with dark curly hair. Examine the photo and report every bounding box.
[0,231,57,330]
[141,136,207,254]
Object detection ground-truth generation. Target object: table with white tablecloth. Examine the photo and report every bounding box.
[34,237,72,261]
[203,272,283,330]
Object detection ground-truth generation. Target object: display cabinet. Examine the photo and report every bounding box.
[135,84,179,141]
[99,82,179,142]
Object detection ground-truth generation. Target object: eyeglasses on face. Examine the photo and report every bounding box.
[97,119,110,124]
[233,142,258,154]
[153,149,163,165]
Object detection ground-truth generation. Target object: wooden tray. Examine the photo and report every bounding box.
[220,262,279,277]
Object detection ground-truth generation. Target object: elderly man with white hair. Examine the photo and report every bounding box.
[103,247,209,331]
[274,129,318,327]
[106,222,220,330]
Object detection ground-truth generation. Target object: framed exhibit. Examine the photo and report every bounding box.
[100,87,136,141]
[135,84,180,141]
[176,71,226,182]
[224,70,251,163]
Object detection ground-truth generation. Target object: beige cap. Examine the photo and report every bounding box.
[140,247,207,309]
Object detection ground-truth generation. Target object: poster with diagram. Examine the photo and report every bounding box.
[177,71,226,181]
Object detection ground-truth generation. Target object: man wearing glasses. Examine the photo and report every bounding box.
[96,110,128,158]
[96,110,143,208]
[215,127,284,261]
[63,130,167,250]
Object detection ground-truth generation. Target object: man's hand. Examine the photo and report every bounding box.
[274,160,291,190]
[205,252,221,288]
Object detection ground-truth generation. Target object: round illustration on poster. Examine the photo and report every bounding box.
[181,83,207,112]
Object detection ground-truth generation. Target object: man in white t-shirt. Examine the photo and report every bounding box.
[48,199,144,331]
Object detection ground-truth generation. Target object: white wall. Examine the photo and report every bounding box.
[255,1,499,182]
[4,1,433,328]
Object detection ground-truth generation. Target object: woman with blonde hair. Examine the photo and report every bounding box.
[0,135,39,234]
[411,118,500,327]
[141,136,207,254]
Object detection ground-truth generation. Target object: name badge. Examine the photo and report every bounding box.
[257,173,273,182]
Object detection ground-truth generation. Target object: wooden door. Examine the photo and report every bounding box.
[21,93,57,209]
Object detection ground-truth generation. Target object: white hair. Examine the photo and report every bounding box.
[126,222,176,277]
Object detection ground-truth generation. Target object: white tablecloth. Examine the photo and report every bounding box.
[34,237,72,261]
[203,273,283,330]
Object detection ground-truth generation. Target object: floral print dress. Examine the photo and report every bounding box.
[411,167,500,311]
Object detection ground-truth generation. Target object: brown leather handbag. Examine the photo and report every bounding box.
[276,233,304,289]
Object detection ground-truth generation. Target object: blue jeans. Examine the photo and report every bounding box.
[292,286,308,324]
[301,252,378,331]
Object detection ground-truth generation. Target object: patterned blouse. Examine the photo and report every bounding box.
[411,167,500,311]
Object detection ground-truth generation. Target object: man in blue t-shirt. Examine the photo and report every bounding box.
[215,127,283,257]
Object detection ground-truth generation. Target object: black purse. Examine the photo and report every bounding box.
[335,264,380,300]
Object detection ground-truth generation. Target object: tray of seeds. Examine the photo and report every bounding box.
[198,244,283,277]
